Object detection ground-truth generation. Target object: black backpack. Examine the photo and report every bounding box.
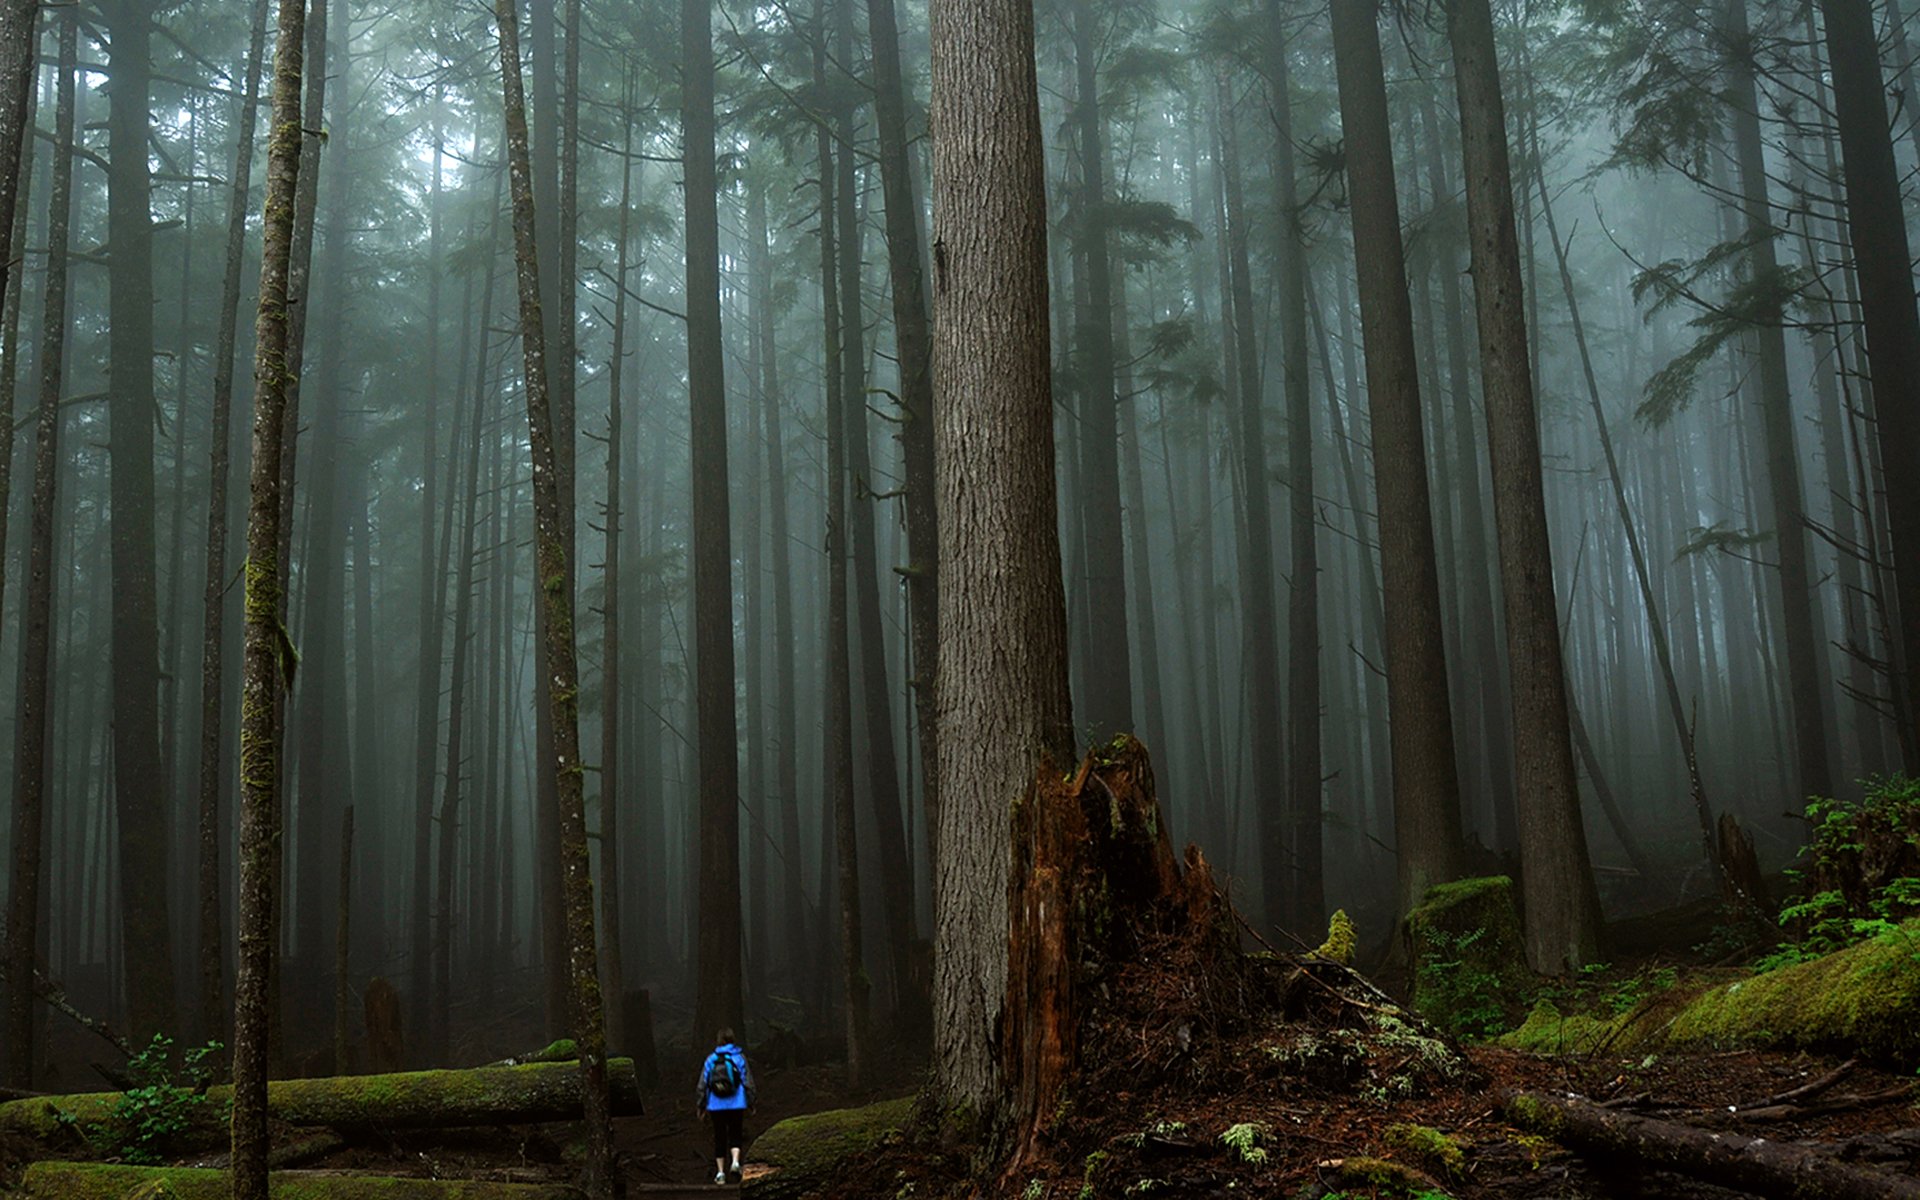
[707,1050,741,1099]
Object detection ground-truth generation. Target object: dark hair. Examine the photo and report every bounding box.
[717,1027,736,1046]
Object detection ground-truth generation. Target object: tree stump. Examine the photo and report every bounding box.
[1001,736,1232,1167]
[363,978,403,1074]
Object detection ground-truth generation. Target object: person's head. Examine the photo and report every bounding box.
[717,1027,736,1047]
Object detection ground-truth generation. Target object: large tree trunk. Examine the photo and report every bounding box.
[493,2,613,1193]
[683,0,744,1043]
[5,7,66,1092]
[232,1,311,1192]
[197,0,271,1051]
[928,0,1077,1125]
[1329,0,1467,918]
[1444,0,1601,971]
[864,0,941,868]
[1818,0,1920,768]
[105,0,177,1046]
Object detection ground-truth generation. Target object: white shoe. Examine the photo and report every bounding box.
[714,1170,727,1185]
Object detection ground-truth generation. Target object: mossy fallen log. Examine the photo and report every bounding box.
[0,1058,643,1147]
[1504,1091,1920,1200]
[21,1162,578,1199]
[743,1097,913,1199]
[1500,923,1920,1066]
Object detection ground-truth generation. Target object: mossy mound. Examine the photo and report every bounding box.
[20,1162,575,1199]
[1405,876,1529,1039]
[1499,923,1920,1067]
[1383,1122,1466,1180]
[744,1097,914,1199]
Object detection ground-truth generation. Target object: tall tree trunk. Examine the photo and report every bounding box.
[0,0,38,320]
[864,0,940,866]
[746,176,809,997]
[0,8,32,700]
[197,0,270,1049]
[232,0,310,1190]
[928,0,1077,1123]
[5,7,67,1091]
[1446,0,1600,970]
[1722,0,1834,802]
[1216,78,1288,935]
[1069,0,1135,739]
[833,0,915,1012]
[1329,0,1467,919]
[598,100,634,1052]
[1818,0,1920,768]
[819,54,868,1082]
[106,0,178,1044]
[493,2,614,1193]
[682,0,744,1042]
[410,107,446,1054]
[434,193,499,1067]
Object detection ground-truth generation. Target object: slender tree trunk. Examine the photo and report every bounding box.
[746,178,809,997]
[684,0,744,1042]
[231,0,309,1190]
[197,0,270,1050]
[864,0,941,867]
[105,0,178,1044]
[333,806,353,1070]
[1267,13,1323,934]
[1216,78,1288,935]
[833,0,915,1011]
[494,2,613,1193]
[0,0,38,320]
[1330,0,1467,919]
[1446,0,1600,970]
[598,101,633,1052]
[928,0,1077,1122]
[0,9,32,693]
[5,7,67,1091]
[1069,0,1135,739]
[1818,0,1920,768]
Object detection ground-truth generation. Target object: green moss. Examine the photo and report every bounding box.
[1315,910,1357,965]
[1327,1156,1445,1196]
[1383,1123,1465,1180]
[19,1163,575,1199]
[1502,1093,1569,1137]
[745,1097,914,1199]
[1496,999,1627,1056]
[1405,876,1529,1040]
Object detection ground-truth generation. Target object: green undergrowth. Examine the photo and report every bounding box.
[744,1096,914,1199]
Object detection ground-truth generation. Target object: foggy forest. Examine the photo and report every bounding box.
[0,0,1917,1194]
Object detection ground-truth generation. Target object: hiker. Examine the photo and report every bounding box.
[696,1027,755,1184]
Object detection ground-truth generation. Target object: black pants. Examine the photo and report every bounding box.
[711,1109,745,1160]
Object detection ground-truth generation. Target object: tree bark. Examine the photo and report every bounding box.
[5,6,64,1092]
[494,2,613,1193]
[1329,0,1467,919]
[232,0,310,1191]
[1445,0,1601,971]
[0,0,37,321]
[1818,0,1920,769]
[683,0,744,1043]
[928,0,1077,1124]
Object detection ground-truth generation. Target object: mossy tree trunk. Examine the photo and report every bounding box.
[493,1,614,1193]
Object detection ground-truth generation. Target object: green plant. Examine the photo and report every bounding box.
[92,1035,226,1164]
[1414,926,1507,1039]
[1761,778,1920,969]
[1220,1122,1268,1166]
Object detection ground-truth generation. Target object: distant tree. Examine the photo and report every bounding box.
[0,0,37,318]
[232,0,311,1192]
[685,0,745,1042]
[928,0,1077,1125]
[1443,0,1602,971]
[1329,0,1467,919]
[493,0,614,1192]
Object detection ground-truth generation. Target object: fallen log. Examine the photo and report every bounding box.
[20,1162,577,1199]
[0,1057,644,1147]
[1504,1090,1920,1200]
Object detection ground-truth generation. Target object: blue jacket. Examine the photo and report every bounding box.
[697,1043,754,1113]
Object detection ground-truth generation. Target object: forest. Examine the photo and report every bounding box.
[0,0,1917,1194]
